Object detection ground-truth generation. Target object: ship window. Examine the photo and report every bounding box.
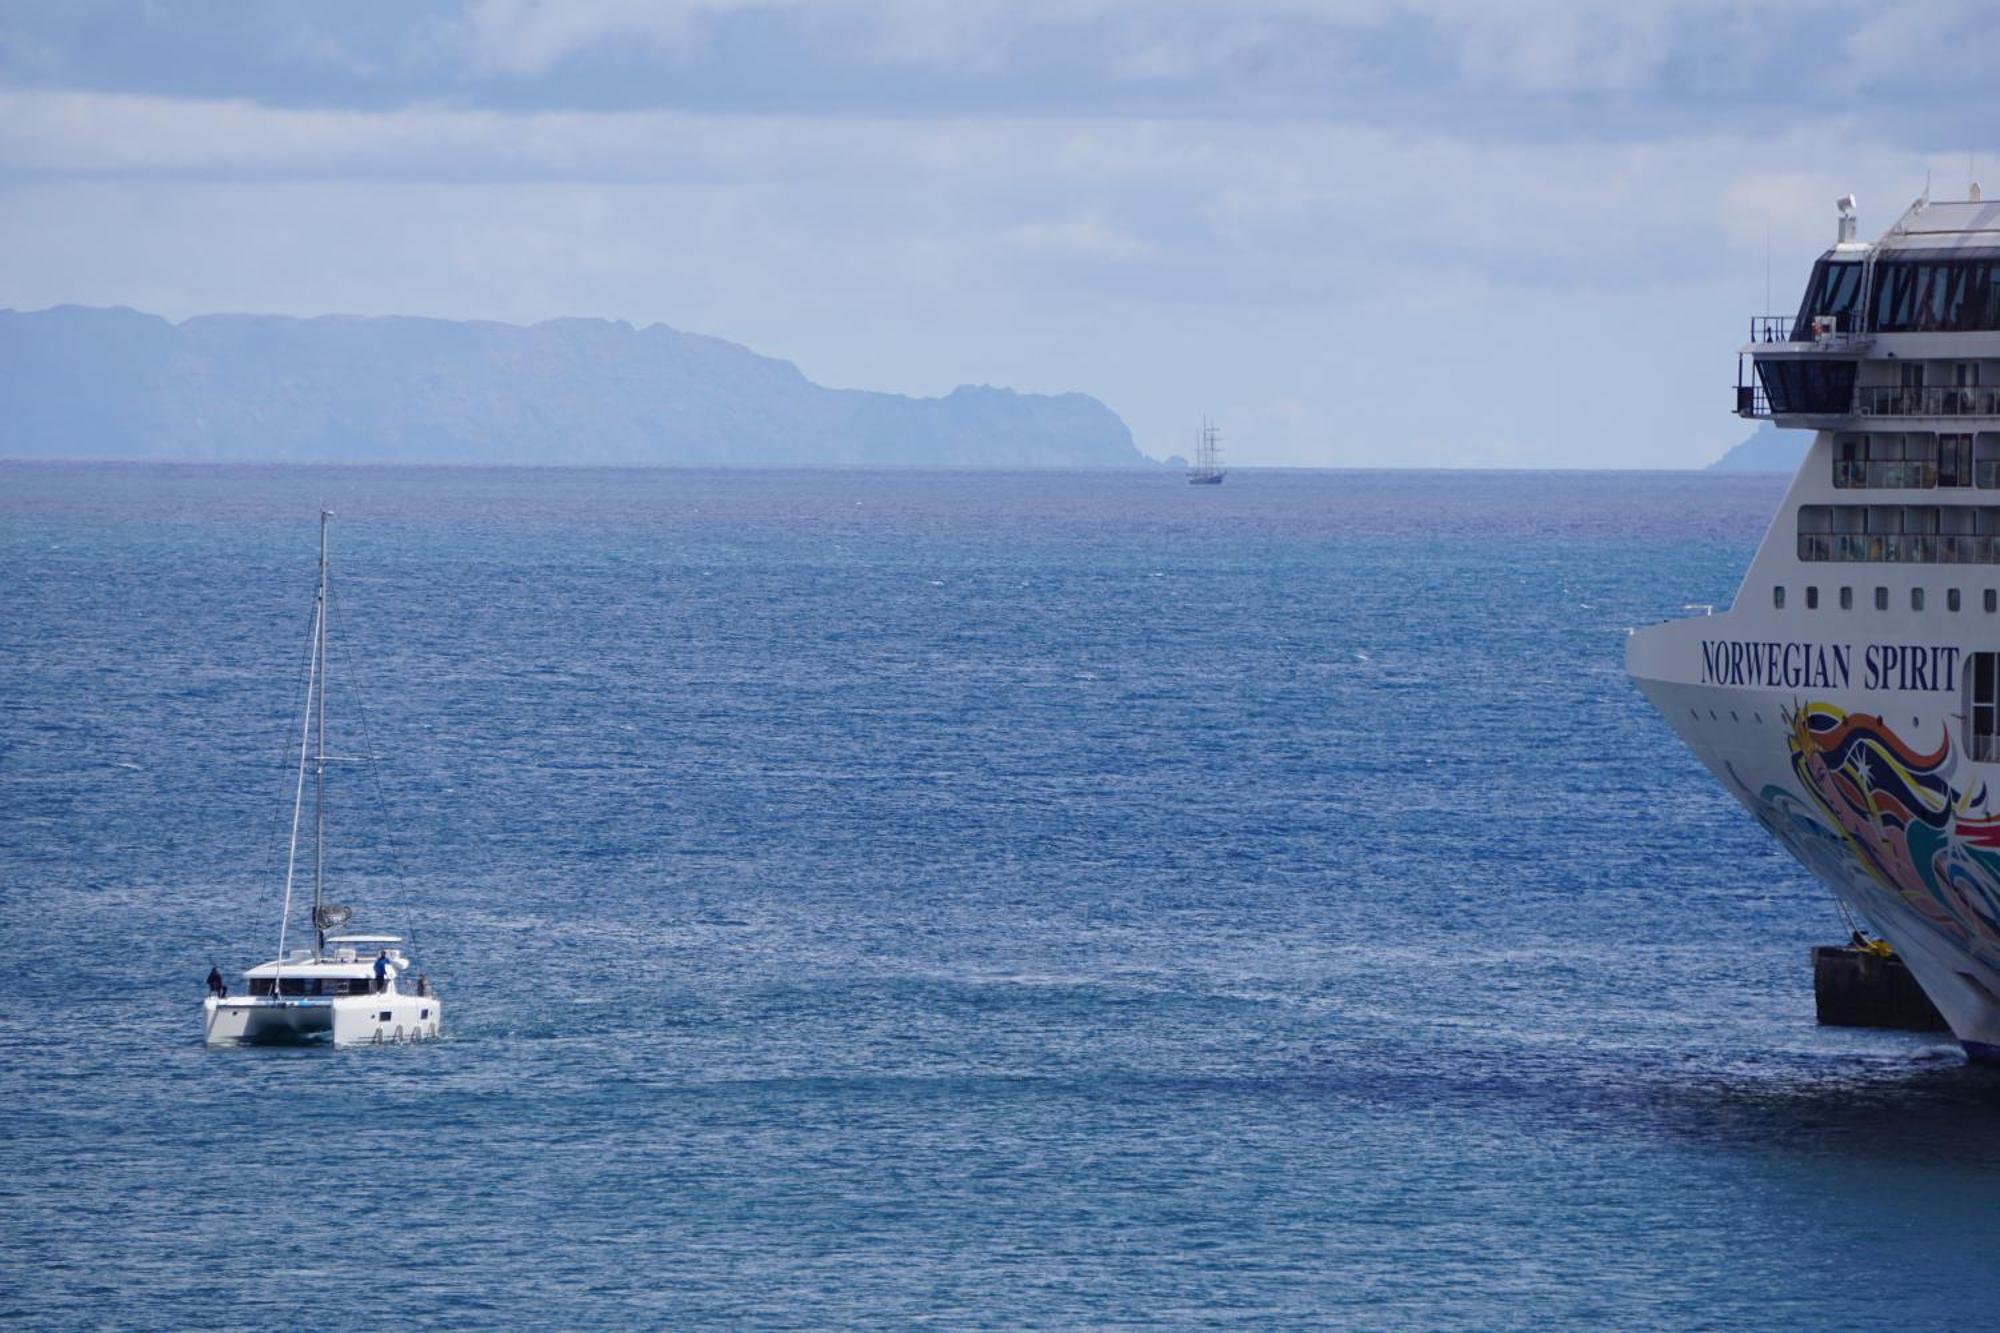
[1834,433,1940,489]
[1796,504,2000,562]
[1942,434,1975,487]
[1841,586,1854,610]
[1872,259,2000,333]
[249,978,274,997]
[1806,586,1819,609]
[1912,587,1925,611]
[1968,652,2000,762]
[1906,506,1937,562]
[1950,588,1962,611]
[1797,504,1833,561]
[1875,587,1889,610]
[1757,358,1856,416]
[1834,433,1862,488]
[1989,589,1998,613]
[1904,435,1937,488]
[1978,434,2000,488]
[1792,258,1866,339]
[1773,585,1785,609]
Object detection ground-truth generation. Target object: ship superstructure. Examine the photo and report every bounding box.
[1629,190,2000,1060]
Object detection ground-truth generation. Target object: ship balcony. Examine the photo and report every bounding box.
[1744,314,1872,351]
[1736,361,1856,422]
[1855,385,2000,418]
[1742,383,2000,421]
[1735,316,1865,422]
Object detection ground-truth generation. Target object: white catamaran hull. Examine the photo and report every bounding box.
[203,994,442,1047]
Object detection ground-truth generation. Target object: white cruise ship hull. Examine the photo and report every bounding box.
[1629,190,2000,1061]
[1630,608,2000,1061]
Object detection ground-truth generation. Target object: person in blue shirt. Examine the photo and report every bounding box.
[373,951,390,994]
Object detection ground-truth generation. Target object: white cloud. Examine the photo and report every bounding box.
[1838,0,2000,88]
[0,86,1971,322]
[1004,213,1154,261]
[1,0,1996,467]
[453,0,786,75]
[0,24,63,75]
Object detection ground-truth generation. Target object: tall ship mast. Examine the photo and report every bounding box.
[1629,188,2000,1062]
[1188,417,1226,485]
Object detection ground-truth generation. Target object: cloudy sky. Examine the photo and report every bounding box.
[3,1,1996,466]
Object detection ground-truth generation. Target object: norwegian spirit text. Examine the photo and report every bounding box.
[1698,640,1963,693]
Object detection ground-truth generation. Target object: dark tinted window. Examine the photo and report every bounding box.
[1871,258,2000,332]
[1970,653,2000,762]
[1791,259,1866,338]
[1757,359,1856,414]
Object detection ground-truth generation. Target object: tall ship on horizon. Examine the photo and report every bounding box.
[1629,188,2000,1061]
[1188,417,1226,485]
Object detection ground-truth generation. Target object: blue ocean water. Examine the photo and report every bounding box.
[2,462,1997,1327]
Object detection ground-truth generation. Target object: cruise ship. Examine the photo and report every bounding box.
[1628,189,2000,1062]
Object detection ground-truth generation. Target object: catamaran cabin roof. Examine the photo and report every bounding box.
[244,952,405,979]
[244,962,380,979]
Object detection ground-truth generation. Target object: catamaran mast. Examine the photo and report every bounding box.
[313,508,330,959]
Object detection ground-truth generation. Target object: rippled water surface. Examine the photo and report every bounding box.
[3,463,1997,1327]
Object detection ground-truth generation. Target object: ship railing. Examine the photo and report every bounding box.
[1746,315,1871,347]
[1738,383,2000,420]
[1834,460,1940,488]
[1854,385,2000,418]
[1797,534,2000,564]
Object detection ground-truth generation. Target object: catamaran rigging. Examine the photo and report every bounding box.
[203,510,441,1046]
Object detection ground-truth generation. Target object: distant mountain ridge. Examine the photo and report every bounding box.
[0,305,1149,468]
[1707,423,1807,472]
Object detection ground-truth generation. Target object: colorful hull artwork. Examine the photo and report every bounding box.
[1740,703,2000,971]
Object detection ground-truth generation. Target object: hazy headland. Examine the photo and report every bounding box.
[0,305,1150,469]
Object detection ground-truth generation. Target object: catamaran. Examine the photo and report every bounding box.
[1629,189,2000,1061]
[203,511,440,1046]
